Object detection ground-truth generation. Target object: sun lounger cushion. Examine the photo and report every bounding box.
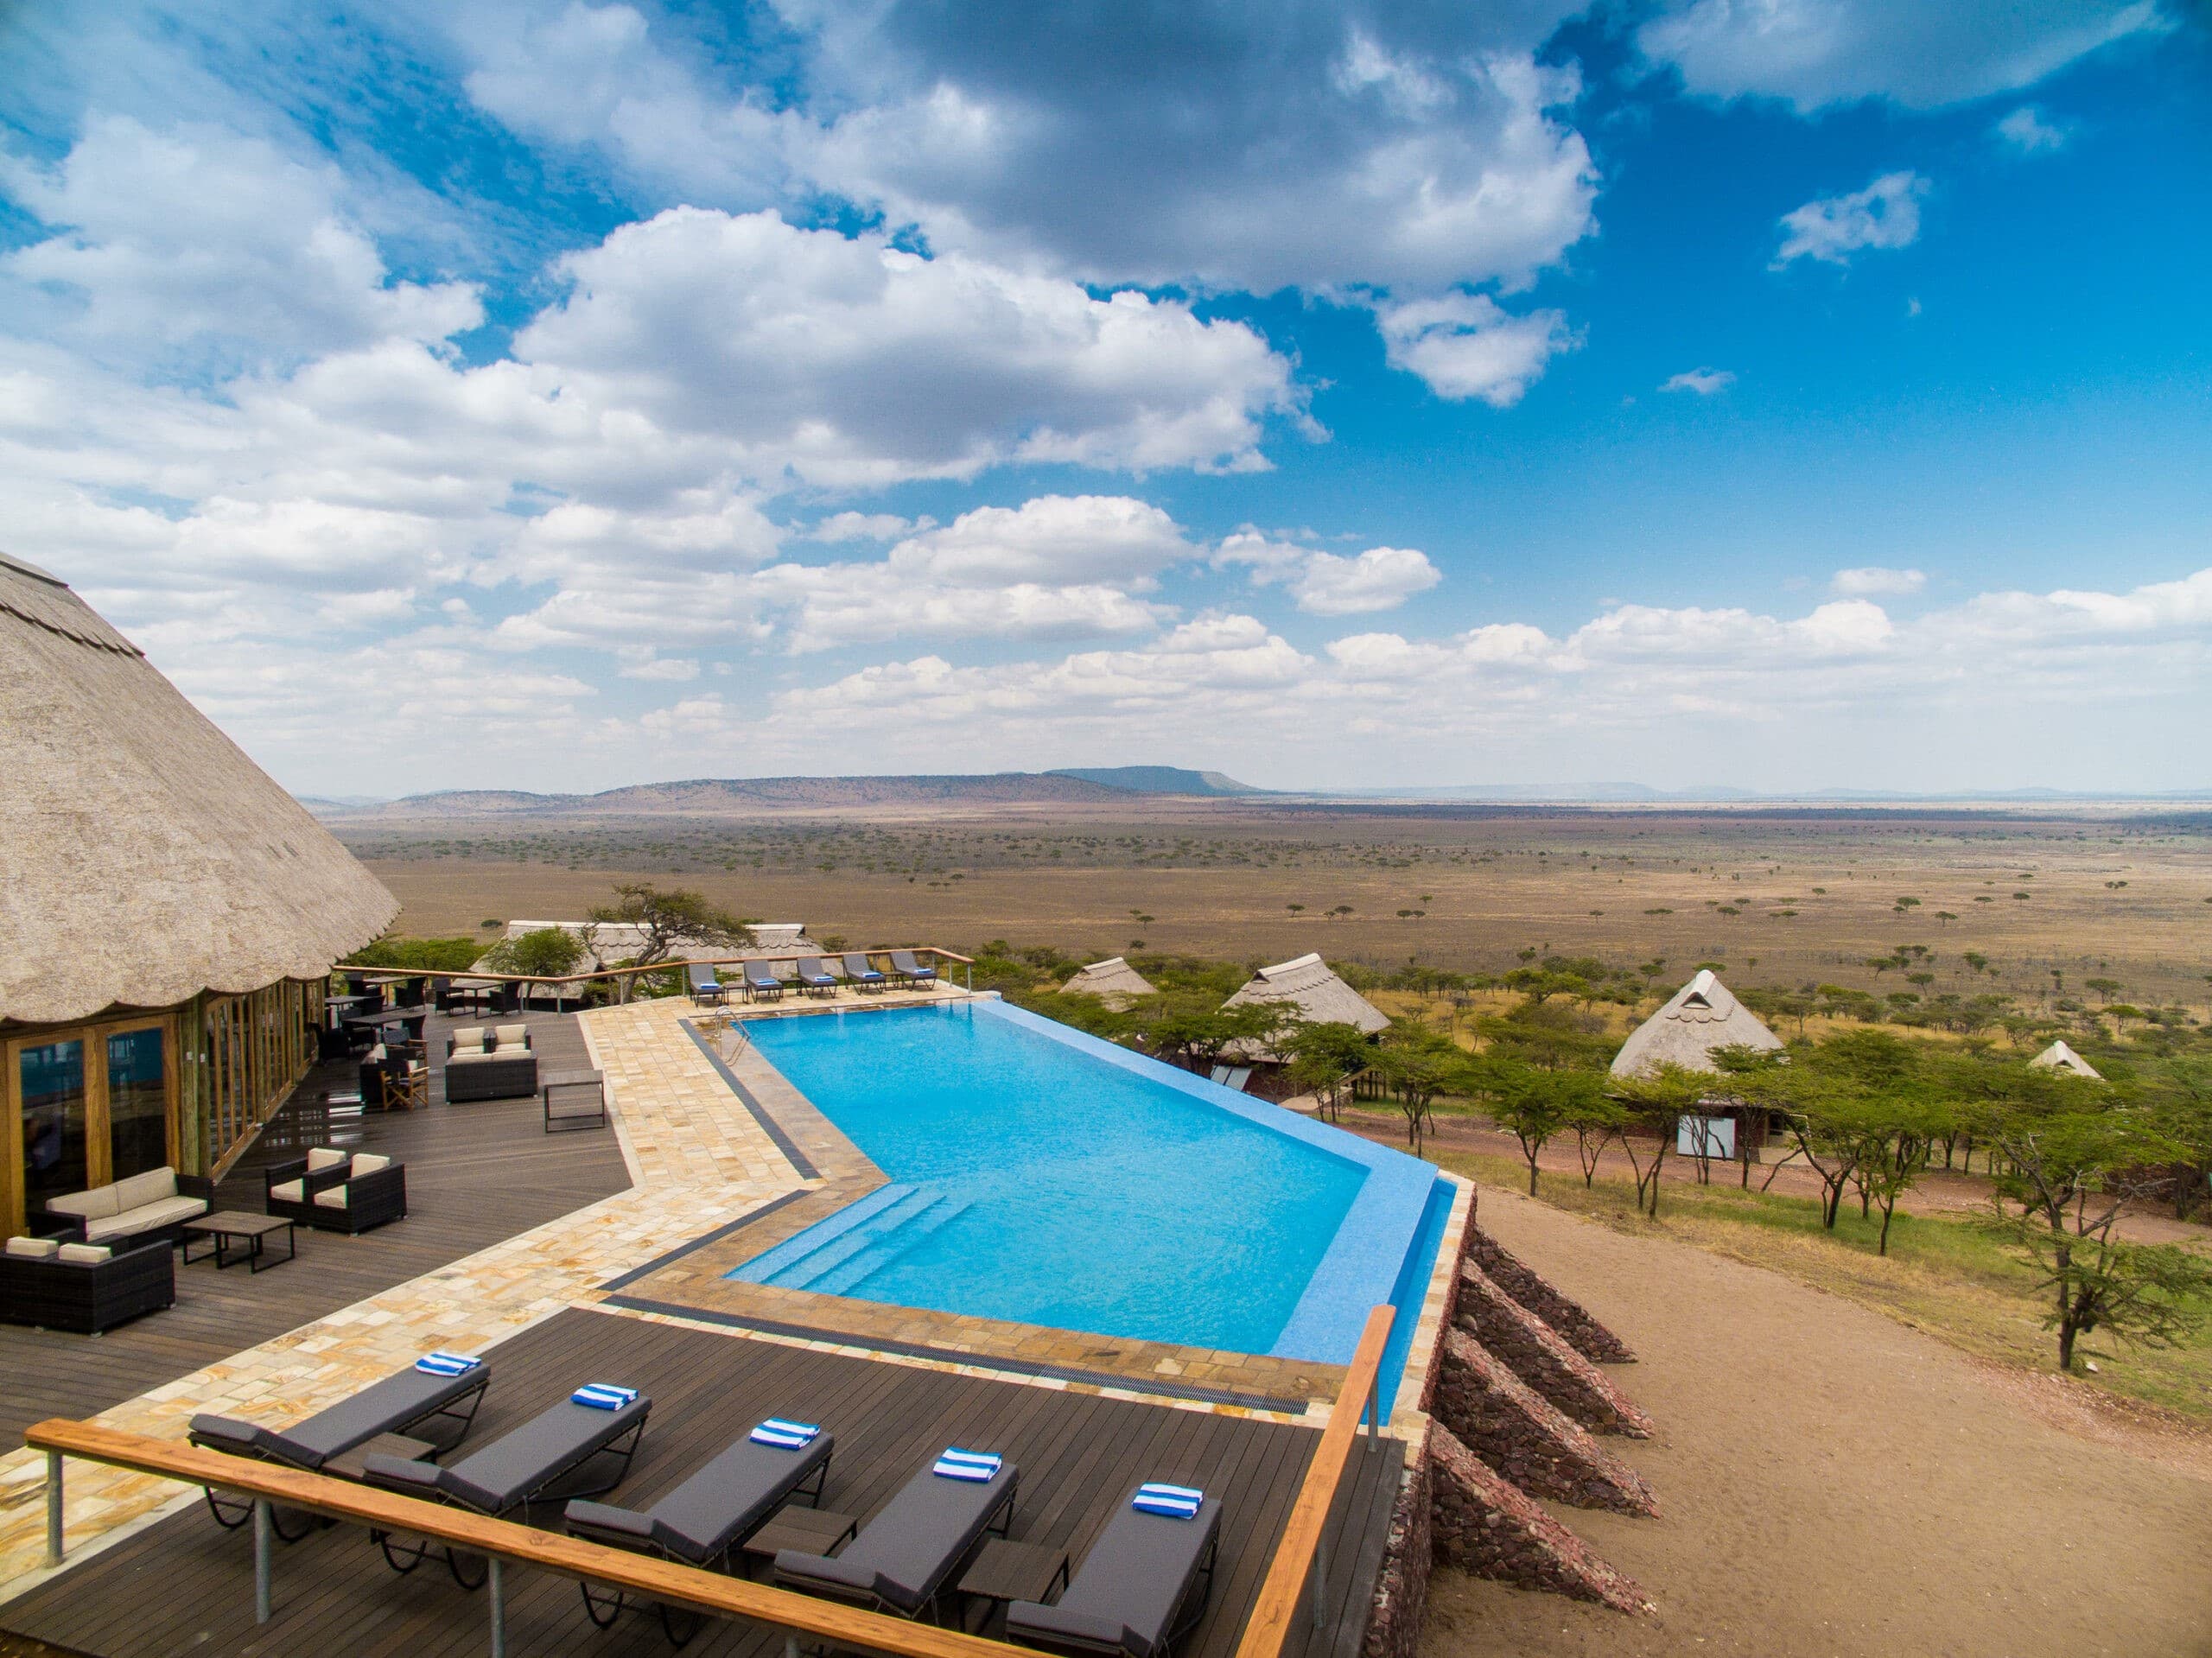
[776,1457,1015,1616]
[6,1236,59,1258]
[1006,1493,1224,1658]
[366,1393,648,1513]
[190,1362,491,1471]
[566,1428,836,1566]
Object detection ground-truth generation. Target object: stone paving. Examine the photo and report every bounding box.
[0,980,1467,1600]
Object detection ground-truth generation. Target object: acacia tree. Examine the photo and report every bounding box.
[588,882,752,967]
[1610,1064,1704,1217]
[1566,1091,1628,1187]
[1130,994,1294,1074]
[1373,1019,1465,1152]
[1283,1020,1376,1120]
[1479,1062,1602,1196]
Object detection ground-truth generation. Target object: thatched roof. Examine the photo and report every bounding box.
[1221,952,1389,1034]
[491,919,819,971]
[1060,956,1157,1008]
[2029,1039,2102,1080]
[1610,969,1783,1079]
[0,552,397,1026]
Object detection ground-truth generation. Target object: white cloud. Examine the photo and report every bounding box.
[1662,367,1736,395]
[1373,293,1577,406]
[1639,0,2169,113]
[809,512,931,543]
[515,207,1299,485]
[1995,105,2069,155]
[1832,565,1926,596]
[1217,531,1441,617]
[1772,171,1929,268]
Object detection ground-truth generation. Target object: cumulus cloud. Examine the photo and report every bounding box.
[1639,0,2169,113]
[1772,171,1929,268]
[1373,293,1577,405]
[1832,565,1926,596]
[1217,531,1442,616]
[1662,367,1736,395]
[1995,105,2069,154]
[809,512,931,543]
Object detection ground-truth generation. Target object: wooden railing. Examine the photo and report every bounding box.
[341,945,976,1002]
[29,1419,1032,1658]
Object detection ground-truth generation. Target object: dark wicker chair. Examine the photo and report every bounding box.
[0,1238,175,1334]
[302,1154,408,1234]
[264,1149,353,1223]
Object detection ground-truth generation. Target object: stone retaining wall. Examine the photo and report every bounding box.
[1466,1229,1637,1363]
[1428,1423,1650,1613]
[1430,1330,1658,1515]
[1360,1426,1434,1658]
[1454,1261,1653,1437]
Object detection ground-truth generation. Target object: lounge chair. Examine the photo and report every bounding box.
[365,1383,651,1585]
[569,1418,835,1641]
[794,956,839,998]
[190,1354,492,1534]
[842,953,887,994]
[887,950,938,989]
[742,962,785,1003]
[1005,1486,1223,1658]
[687,962,727,1006]
[775,1447,1016,1621]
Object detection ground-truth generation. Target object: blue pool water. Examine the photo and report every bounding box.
[726,999,1448,1381]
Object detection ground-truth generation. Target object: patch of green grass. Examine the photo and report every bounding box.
[1432,1148,2212,1423]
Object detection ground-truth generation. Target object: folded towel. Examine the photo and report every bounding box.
[1133,1490,1202,1520]
[416,1351,482,1376]
[933,1447,1002,1482]
[750,1418,821,1449]
[1137,1483,1204,1502]
[573,1383,639,1411]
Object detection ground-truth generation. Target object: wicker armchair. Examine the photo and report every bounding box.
[302,1153,408,1235]
[264,1148,353,1223]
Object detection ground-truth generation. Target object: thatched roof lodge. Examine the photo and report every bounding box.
[1,552,397,1234]
[2029,1039,2103,1080]
[1610,969,1783,1079]
[1060,956,1157,1008]
[1222,952,1389,1034]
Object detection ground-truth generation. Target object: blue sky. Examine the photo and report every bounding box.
[2,2,2206,796]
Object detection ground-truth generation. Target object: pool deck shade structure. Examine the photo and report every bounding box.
[0,551,397,1231]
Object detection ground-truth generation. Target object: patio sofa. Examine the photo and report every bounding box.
[444,1023,538,1102]
[39,1166,213,1248]
[1,1235,175,1333]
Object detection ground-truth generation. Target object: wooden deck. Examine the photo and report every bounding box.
[0,1011,630,1451]
[1,1307,1404,1658]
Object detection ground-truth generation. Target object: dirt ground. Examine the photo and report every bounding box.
[1423,1187,2212,1658]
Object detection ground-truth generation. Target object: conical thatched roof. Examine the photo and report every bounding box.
[1061,956,1157,1008]
[1,553,398,1026]
[2029,1039,2102,1080]
[1221,952,1388,1034]
[1610,969,1783,1079]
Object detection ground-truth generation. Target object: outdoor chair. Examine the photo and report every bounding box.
[264,1147,352,1222]
[379,1057,429,1111]
[687,962,727,1006]
[842,953,887,994]
[189,1352,493,1534]
[742,962,785,1002]
[443,1024,537,1102]
[1005,1486,1222,1658]
[0,1235,174,1335]
[302,1153,408,1234]
[794,956,839,998]
[365,1383,652,1586]
[569,1418,836,1642]
[774,1447,1016,1622]
[887,950,938,989]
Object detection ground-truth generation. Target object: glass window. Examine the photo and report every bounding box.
[106,1027,168,1179]
[22,1039,87,1213]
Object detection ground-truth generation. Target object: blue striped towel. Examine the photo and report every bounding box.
[572,1383,639,1412]
[1133,1483,1203,1520]
[416,1351,482,1377]
[932,1447,1002,1482]
[750,1418,821,1450]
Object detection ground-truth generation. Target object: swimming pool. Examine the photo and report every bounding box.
[724,999,1447,1386]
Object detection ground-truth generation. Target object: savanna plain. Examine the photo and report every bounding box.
[340,801,2212,1655]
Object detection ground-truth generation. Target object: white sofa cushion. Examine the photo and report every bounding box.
[313,1186,352,1209]
[5,1236,59,1259]
[351,1153,392,1177]
[46,1185,120,1221]
[57,1242,112,1264]
[112,1168,178,1210]
[493,1024,530,1049]
[449,1035,487,1056]
[307,1147,347,1173]
[269,1179,307,1203]
[450,1026,486,1048]
[83,1195,207,1242]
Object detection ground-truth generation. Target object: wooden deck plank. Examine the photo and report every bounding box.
[3,1308,1399,1658]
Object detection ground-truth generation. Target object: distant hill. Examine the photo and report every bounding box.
[313,772,1160,819]
[1048,766,1266,797]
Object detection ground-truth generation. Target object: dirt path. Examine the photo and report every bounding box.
[1420,1186,2212,1658]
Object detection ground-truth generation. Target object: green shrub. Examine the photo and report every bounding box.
[342,935,484,971]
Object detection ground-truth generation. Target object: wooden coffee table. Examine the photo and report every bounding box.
[957,1539,1071,1632]
[181,1210,297,1273]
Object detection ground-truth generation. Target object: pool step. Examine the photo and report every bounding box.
[807,1191,971,1295]
[734,1185,970,1294]
[726,1184,919,1286]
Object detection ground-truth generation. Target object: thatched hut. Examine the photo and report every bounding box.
[2029,1039,2102,1080]
[1,552,397,1234]
[1610,970,1785,1161]
[1059,956,1157,1009]
[1217,952,1389,1084]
